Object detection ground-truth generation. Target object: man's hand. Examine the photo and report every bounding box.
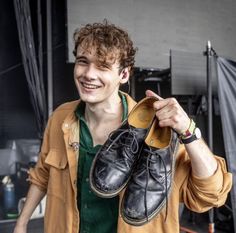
[13,222,27,233]
[146,90,218,178]
[145,90,190,135]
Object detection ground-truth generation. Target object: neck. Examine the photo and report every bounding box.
[84,94,123,126]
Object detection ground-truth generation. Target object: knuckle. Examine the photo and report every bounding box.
[169,97,177,104]
[172,115,179,123]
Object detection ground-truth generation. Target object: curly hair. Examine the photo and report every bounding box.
[73,20,137,74]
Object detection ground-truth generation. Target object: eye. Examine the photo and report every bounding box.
[97,64,110,71]
[75,58,88,65]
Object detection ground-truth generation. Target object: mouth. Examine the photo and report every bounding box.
[81,81,101,89]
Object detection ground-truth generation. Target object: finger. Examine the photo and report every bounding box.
[153,98,172,111]
[158,118,173,128]
[145,90,163,100]
[155,107,174,121]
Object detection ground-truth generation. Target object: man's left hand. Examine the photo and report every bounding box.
[145,90,190,135]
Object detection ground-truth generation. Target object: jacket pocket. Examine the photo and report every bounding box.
[45,149,68,202]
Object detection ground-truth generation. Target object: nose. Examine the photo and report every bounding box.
[83,64,98,80]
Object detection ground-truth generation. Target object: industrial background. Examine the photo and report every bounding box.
[0,0,236,232]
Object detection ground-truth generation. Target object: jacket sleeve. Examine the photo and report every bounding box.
[177,147,232,213]
[28,116,52,192]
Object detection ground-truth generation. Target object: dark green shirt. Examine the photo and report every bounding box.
[76,93,128,233]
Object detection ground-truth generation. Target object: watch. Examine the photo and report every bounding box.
[180,127,202,144]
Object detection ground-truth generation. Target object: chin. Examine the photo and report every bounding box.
[79,93,99,104]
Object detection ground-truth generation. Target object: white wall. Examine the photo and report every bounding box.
[67,0,236,68]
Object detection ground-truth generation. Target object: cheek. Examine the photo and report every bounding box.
[74,69,81,79]
[74,65,82,76]
[73,67,78,77]
[103,72,122,85]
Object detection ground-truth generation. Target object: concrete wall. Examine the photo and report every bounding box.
[67,0,236,68]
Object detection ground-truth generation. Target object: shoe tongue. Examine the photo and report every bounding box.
[123,126,146,143]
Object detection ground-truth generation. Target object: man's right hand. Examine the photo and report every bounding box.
[12,184,46,233]
[13,222,27,233]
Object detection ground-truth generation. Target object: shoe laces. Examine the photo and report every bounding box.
[144,148,169,222]
[106,128,139,154]
[105,128,140,169]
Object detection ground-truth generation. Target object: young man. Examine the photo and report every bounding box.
[14,20,232,233]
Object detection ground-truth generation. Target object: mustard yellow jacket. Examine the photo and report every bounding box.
[29,94,232,233]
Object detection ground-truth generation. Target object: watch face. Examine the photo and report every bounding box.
[195,128,201,139]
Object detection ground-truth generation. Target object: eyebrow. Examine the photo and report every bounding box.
[75,55,114,70]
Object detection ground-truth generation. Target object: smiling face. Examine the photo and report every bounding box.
[74,48,130,105]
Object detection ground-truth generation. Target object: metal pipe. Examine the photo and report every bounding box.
[206,40,214,233]
[207,40,213,150]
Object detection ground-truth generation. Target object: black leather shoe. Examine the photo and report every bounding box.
[121,118,179,226]
[89,97,157,198]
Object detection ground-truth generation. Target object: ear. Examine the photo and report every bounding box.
[120,67,130,84]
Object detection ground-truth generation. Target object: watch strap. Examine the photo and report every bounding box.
[180,127,202,144]
[180,134,197,144]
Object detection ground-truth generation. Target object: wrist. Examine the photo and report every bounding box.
[16,215,30,227]
[179,118,195,139]
[178,119,202,144]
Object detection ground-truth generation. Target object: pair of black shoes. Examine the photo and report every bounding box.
[89,97,179,226]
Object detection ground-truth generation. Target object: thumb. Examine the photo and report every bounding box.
[145,89,163,100]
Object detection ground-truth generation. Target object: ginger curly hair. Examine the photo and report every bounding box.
[73,20,137,74]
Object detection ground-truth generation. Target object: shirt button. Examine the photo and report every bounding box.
[85,177,89,182]
[84,204,88,209]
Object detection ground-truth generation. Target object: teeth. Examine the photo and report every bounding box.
[82,82,100,89]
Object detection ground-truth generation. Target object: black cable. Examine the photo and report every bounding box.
[14,0,47,138]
